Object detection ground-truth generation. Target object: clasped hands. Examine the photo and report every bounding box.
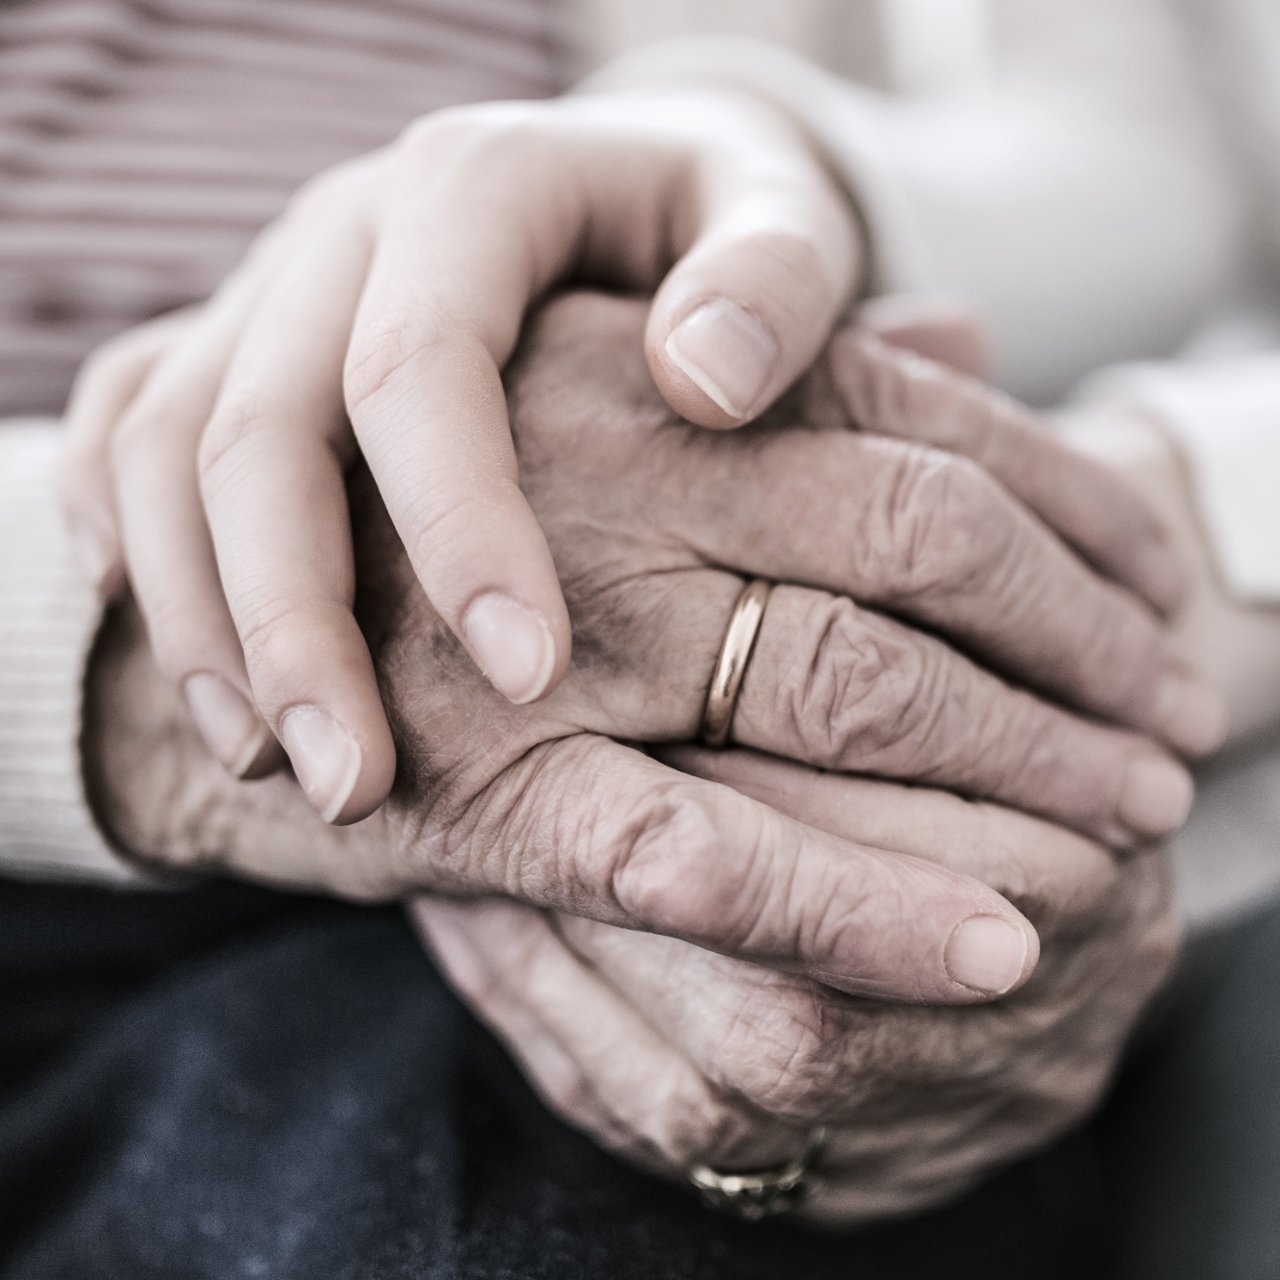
[81,291,1217,1224]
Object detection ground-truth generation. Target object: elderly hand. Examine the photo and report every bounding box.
[414,747,1180,1227]
[57,86,865,817]
[89,293,1207,1004]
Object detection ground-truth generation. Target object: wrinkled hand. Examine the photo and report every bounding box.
[415,748,1180,1226]
[57,87,863,818]
[91,294,1208,1004]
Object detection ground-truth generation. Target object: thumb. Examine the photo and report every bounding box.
[857,293,993,381]
[645,163,861,429]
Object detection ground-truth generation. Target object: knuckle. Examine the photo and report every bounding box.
[663,1092,761,1170]
[235,597,318,685]
[712,986,838,1122]
[1115,852,1183,972]
[609,784,756,945]
[875,448,1010,601]
[807,857,904,974]
[1027,1056,1115,1137]
[789,599,932,768]
[534,1064,597,1132]
[343,316,449,421]
[76,322,158,389]
[196,395,277,493]
[396,106,479,159]
[1075,592,1166,714]
[281,156,365,221]
[400,488,493,589]
[736,228,835,321]
[966,690,1073,809]
[397,102,543,170]
[73,341,128,394]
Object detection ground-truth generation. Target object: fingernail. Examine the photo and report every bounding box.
[1153,666,1228,757]
[280,706,362,823]
[945,916,1031,995]
[183,674,271,778]
[462,593,555,705]
[944,916,1031,996]
[70,520,117,598]
[1118,755,1194,837]
[664,300,778,419]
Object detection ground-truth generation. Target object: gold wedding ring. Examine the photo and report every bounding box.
[700,578,772,749]
[687,1127,827,1221]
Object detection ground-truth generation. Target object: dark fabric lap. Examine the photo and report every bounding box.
[0,876,1275,1279]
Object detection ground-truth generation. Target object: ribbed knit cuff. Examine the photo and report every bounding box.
[0,421,146,884]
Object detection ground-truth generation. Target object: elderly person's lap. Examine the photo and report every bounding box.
[2,871,1277,1280]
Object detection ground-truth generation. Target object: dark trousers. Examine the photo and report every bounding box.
[2,877,1278,1279]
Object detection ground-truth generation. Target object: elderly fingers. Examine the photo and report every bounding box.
[829,326,1190,620]
[660,747,1118,927]
[406,735,1038,1003]
[728,585,1194,846]
[409,895,791,1175]
[678,426,1221,759]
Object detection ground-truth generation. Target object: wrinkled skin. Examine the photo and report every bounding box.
[415,769,1179,1225]
[95,293,1195,1008]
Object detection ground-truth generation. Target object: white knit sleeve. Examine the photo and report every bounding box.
[0,421,147,883]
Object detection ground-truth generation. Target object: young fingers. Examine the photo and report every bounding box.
[59,310,193,599]
[195,217,396,824]
[106,285,284,783]
[643,115,860,428]
[338,117,605,713]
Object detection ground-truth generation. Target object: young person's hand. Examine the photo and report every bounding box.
[58,88,864,816]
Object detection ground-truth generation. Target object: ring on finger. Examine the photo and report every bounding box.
[701,578,772,749]
[687,1126,826,1221]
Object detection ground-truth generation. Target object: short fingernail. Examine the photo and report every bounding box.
[281,706,362,824]
[1118,755,1194,837]
[665,300,778,420]
[944,916,1032,996]
[462,592,556,705]
[69,519,117,598]
[1153,666,1228,756]
[183,673,271,778]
